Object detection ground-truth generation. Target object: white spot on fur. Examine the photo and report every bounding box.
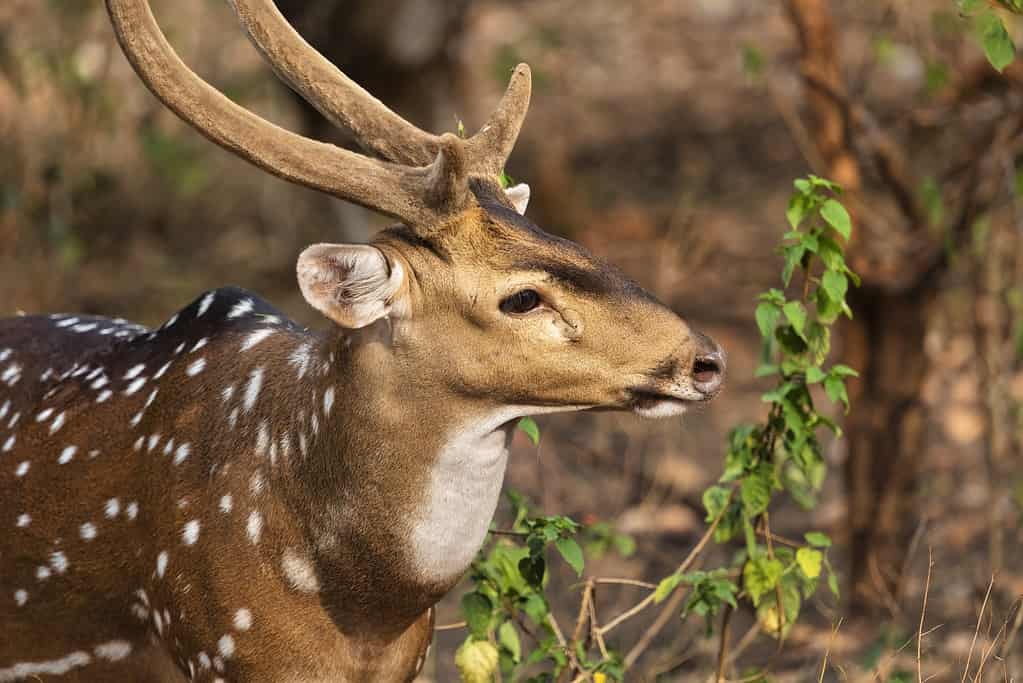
[0,651,92,679]
[124,364,145,380]
[94,640,132,662]
[15,461,29,477]
[219,494,233,513]
[227,298,254,319]
[16,514,30,527]
[249,471,264,495]
[96,389,113,403]
[156,551,168,578]
[49,412,66,434]
[197,292,216,317]
[186,358,206,376]
[281,549,320,593]
[105,499,120,518]
[217,634,235,658]
[323,386,335,416]
[173,443,191,466]
[243,367,263,412]
[125,377,147,395]
[241,329,274,352]
[49,551,68,574]
[58,445,77,465]
[182,520,200,545]
[289,344,312,379]
[153,360,172,380]
[79,522,97,540]
[35,408,54,422]
[14,589,27,607]
[2,435,14,452]
[126,502,139,520]
[35,566,51,581]
[246,511,262,545]
[233,608,252,631]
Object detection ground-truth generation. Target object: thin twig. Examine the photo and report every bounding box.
[819,618,843,683]
[435,621,466,631]
[715,604,734,683]
[572,580,594,645]
[961,575,995,683]
[593,577,658,590]
[587,591,609,660]
[598,489,734,638]
[917,548,934,683]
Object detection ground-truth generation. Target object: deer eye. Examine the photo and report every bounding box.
[500,289,542,315]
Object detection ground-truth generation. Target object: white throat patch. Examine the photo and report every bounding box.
[409,423,510,585]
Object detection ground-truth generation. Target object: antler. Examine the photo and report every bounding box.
[225,0,531,174]
[105,0,531,227]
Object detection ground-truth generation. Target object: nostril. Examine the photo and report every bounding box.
[691,347,725,395]
[692,356,721,385]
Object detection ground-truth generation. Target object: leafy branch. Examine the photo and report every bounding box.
[452,176,858,682]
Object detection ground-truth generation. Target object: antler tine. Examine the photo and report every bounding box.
[226,0,441,167]
[106,0,456,228]
[466,64,532,177]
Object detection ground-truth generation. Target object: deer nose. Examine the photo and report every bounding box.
[691,335,726,397]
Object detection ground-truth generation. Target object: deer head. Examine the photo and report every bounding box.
[107,0,723,422]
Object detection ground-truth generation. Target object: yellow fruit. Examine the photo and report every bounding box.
[455,639,499,683]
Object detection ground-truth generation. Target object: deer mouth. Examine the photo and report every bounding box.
[627,390,694,418]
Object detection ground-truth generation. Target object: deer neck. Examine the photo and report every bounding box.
[279,327,513,632]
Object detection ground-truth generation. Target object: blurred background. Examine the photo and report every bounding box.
[2,0,1021,680]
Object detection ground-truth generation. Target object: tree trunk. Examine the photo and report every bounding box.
[842,286,932,612]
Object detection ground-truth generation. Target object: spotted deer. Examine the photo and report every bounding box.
[0,0,725,680]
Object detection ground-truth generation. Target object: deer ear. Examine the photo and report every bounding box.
[297,244,406,329]
[504,183,530,215]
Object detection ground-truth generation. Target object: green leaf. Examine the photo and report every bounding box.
[827,570,841,598]
[517,417,540,445]
[830,364,859,378]
[824,375,850,412]
[554,538,584,577]
[498,621,521,663]
[702,485,732,521]
[653,573,684,604]
[740,470,772,517]
[958,0,983,11]
[783,301,808,340]
[755,302,781,339]
[460,592,493,639]
[781,245,805,286]
[744,556,784,606]
[805,366,826,383]
[761,381,794,403]
[820,199,852,239]
[981,14,1016,72]
[786,193,811,230]
[755,363,779,378]
[804,531,833,548]
[518,554,546,589]
[796,547,823,579]
[821,269,848,303]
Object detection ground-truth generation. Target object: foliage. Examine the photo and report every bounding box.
[957,0,1019,71]
[451,177,857,680]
